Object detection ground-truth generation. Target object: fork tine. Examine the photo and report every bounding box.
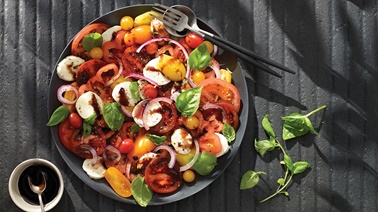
[154,4,185,17]
[152,7,180,20]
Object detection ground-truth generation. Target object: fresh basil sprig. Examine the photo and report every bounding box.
[82,32,103,51]
[146,134,166,145]
[281,105,326,140]
[82,114,96,138]
[131,177,153,207]
[188,42,211,70]
[192,151,217,175]
[241,105,326,203]
[103,102,124,131]
[46,105,70,126]
[176,86,202,117]
[129,82,141,101]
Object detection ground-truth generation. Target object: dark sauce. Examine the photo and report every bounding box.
[18,164,60,205]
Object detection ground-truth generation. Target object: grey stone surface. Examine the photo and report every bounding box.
[1,0,377,211]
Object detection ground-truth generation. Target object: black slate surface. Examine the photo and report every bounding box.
[1,0,377,211]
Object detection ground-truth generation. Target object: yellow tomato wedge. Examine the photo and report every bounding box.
[176,149,196,166]
[220,68,232,83]
[104,167,132,198]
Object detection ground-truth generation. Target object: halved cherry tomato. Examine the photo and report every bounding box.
[145,154,182,193]
[198,130,222,156]
[104,167,132,197]
[142,84,158,99]
[131,25,152,44]
[198,78,241,112]
[68,112,82,128]
[148,101,177,135]
[76,59,107,86]
[114,30,127,50]
[118,138,134,154]
[185,32,204,49]
[71,23,110,57]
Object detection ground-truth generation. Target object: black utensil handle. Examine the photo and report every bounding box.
[209,34,295,74]
[203,35,283,78]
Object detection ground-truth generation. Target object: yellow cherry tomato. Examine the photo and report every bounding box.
[183,170,196,183]
[131,25,152,44]
[127,135,156,161]
[176,149,196,166]
[192,70,205,84]
[89,47,103,59]
[120,16,134,30]
[184,116,200,130]
[158,54,186,81]
[104,167,132,197]
[203,41,214,54]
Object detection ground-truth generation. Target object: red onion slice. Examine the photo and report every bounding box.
[209,58,221,79]
[179,139,200,172]
[78,144,98,166]
[154,145,176,169]
[125,73,159,87]
[102,145,121,164]
[57,84,79,105]
[125,160,132,180]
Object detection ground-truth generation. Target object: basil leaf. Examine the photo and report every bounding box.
[192,151,217,175]
[254,139,276,156]
[188,43,211,70]
[284,154,294,173]
[262,114,276,138]
[85,114,96,125]
[82,122,92,138]
[277,178,285,186]
[82,32,103,51]
[130,123,142,133]
[46,106,70,126]
[240,170,266,190]
[292,161,310,175]
[176,86,202,117]
[103,102,124,131]
[222,123,236,143]
[131,177,152,207]
[281,105,326,140]
[129,82,141,101]
[146,134,166,145]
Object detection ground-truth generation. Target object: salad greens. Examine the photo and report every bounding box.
[222,123,236,143]
[103,102,124,131]
[192,151,217,175]
[131,177,153,207]
[83,114,96,138]
[241,105,326,203]
[82,32,103,51]
[175,86,203,117]
[188,42,211,70]
[146,134,166,145]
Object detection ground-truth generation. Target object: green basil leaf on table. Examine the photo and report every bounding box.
[103,102,124,131]
[262,114,276,138]
[240,170,266,190]
[46,105,70,126]
[292,161,310,175]
[131,177,153,207]
[188,43,211,70]
[284,154,294,173]
[82,32,103,51]
[175,86,202,117]
[254,139,276,156]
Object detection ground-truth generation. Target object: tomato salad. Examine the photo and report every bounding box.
[47,10,241,206]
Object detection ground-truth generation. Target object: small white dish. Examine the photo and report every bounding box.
[9,158,64,211]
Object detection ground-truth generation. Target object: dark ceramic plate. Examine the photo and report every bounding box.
[47,4,248,205]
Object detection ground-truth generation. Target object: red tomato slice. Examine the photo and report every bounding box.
[198,130,222,156]
[95,63,119,84]
[145,154,182,194]
[76,59,107,86]
[71,23,110,58]
[59,119,81,153]
[198,78,241,112]
[202,102,239,132]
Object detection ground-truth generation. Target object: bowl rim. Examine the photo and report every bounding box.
[8,158,65,212]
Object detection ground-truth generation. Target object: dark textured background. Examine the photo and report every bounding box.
[1,0,377,211]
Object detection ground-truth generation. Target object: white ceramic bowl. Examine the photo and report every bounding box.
[9,158,64,211]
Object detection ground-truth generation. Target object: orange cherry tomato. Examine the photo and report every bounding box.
[198,131,222,156]
[104,167,132,197]
[142,84,158,99]
[145,42,158,55]
[131,25,152,44]
[127,135,156,162]
[123,32,135,46]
